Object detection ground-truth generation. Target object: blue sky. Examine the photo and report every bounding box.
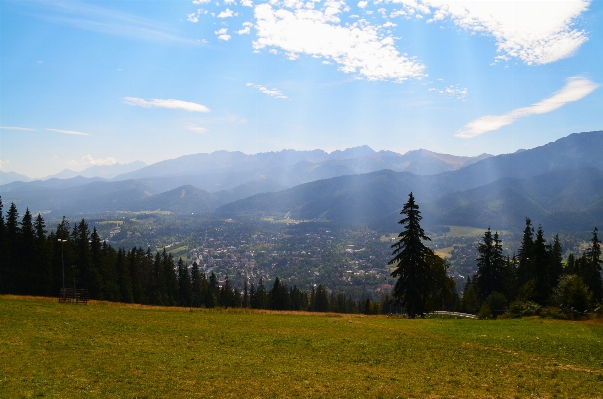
[1,0,601,178]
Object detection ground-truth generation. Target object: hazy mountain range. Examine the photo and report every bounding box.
[1,130,602,231]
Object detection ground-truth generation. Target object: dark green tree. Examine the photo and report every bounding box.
[0,198,5,293]
[388,192,433,318]
[4,203,20,293]
[516,217,534,287]
[20,209,36,294]
[474,228,506,301]
[206,272,218,308]
[177,258,192,306]
[190,262,203,307]
[549,234,564,289]
[163,250,178,306]
[116,248,133,303]
[582,227,602,304]
[269,277,289,310]
[242,281,250,308]
[34,213,53,296]
[531,226,550,305]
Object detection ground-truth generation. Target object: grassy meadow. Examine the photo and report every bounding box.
[1,296,602,398]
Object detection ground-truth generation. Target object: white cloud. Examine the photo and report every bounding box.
[217,8,237,18]
[0,159,9,170]
[456,77,598,138]
[82,155,117,166]
[47,128,92,136]
[431,84,467,100]
[187,12,200,22]
[392,0,590,65]
[218,34,232,40]
[215,28,228,35]
[124,97,211,112]
[0,126,37,131]
[193,0,210,4]
[237,26,251,34]
[224,0,237,4]
[67,155,116,168]
[246,82,288,99]
[241,0,253,6]
[186,124,210,134]
[358,1,368,8]
[253,2,425,82]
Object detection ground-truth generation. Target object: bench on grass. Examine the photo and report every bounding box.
[59,288,89,304]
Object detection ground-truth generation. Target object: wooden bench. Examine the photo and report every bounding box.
[59,288,89,304]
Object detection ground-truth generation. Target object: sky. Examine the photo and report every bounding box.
[1,0,602,178]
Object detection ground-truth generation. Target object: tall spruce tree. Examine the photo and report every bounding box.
[517,217,534,287]
[177,258,192,306]
[190,262,203,307]
[0,198,5,293]
[34,213,52,296]
[20,209,36,294]
[5,203,20,293]
[583,227,602,304]
[549,234,564,289]
[531,226,550,305]
[474,228,506,301]
[388,192,433,318]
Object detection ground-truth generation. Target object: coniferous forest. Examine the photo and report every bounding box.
[1,196,601,318]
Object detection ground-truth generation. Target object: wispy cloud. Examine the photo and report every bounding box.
[456,77,598,138]
[32,2,196,45]
[0,126,37,131]
[429,85,468,100]
[0,159,9,170]
[124,97,211,112]
[246,83,288,99]
[47,128,92,136]
[186,124,209,134]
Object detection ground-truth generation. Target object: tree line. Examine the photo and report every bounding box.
[384,193,602,318]
[2,196,601,318]
[458,218,602,317]
[0,199,383,313]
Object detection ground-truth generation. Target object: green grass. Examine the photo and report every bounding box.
[1,296,602,398]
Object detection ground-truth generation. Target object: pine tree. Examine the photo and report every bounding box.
[0,198,5,293]
[72,219,91,294]
[516,217,534,287]
[88,228,104,299]
[583,227,602,304]
[252,278,267,309]
[206,272,218,308]
[242,281,250,308]
[152,252,167,305]
[549,234,564,289]
[190,262,203,307]
[160,250,178,306]
[5,203,20,293]
[177,258,192,306]
[128,248,144,304]
[474,228,506,301]
[100,241,120,302]
[116,248,133,303]
[388,192,433,318]
[531,226,550,305]
[34,213,52,296]
[269,277,289,310]
[19,209,36,294]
